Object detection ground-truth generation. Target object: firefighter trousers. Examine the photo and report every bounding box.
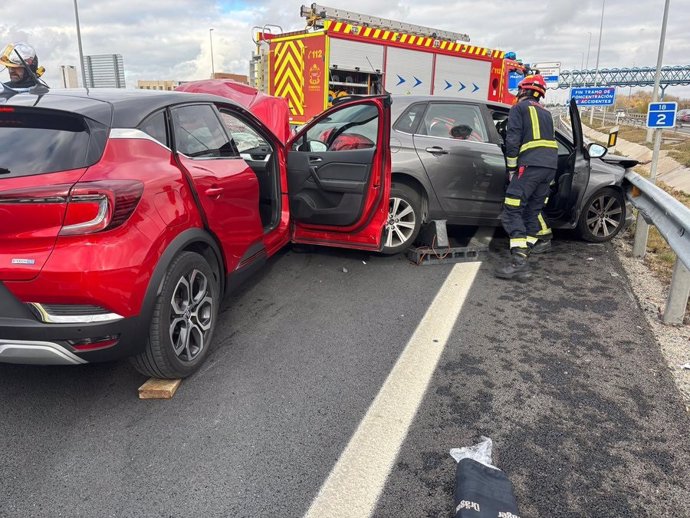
[501,165,556,253]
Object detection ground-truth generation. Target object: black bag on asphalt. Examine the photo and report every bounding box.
[454,458,521,518]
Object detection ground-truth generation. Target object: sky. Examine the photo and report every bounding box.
[1,0,689,100]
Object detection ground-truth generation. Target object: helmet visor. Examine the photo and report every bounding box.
[1,45,22,68]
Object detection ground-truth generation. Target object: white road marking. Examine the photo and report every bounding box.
[304,262,482,518]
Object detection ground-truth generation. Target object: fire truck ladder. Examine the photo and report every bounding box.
[300,3,471,43]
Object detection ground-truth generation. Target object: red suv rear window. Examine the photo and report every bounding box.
[0,108,108,178]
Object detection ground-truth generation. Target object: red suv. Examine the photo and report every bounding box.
[0,84,391,378]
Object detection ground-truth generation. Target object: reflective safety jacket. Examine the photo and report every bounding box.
[505,97,558,170]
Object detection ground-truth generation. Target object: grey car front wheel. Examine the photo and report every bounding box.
[577,187,625,243]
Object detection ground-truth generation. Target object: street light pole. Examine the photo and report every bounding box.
[585,31,592,70]
[73,0,87,88]
[645,0,671,144]
[633,0,672,260]
[209,28,215,79]
[589,0,606,125]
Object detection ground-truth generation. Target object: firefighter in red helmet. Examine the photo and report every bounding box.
[495,74,558,281]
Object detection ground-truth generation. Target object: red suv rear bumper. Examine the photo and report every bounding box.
[0,282,148,364]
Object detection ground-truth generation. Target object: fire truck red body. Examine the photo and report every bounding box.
[251,5,526,124]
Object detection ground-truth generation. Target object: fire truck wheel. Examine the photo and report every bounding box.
[381,183,422,255]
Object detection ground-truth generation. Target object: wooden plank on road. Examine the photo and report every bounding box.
[138,378,182,399]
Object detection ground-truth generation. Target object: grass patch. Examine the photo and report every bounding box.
[668,144,690,168]
[625,181,690,287]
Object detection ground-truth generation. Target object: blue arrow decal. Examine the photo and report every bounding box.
[458,82,466,92]
[397,75,406,86]
[472,83,480,93]
[414,76,422,88]
[444,80,452,90]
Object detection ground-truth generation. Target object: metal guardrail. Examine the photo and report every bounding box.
[626,172,690,323]
[551,112,688,322]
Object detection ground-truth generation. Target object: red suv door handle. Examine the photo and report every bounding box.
[205,187,224,197]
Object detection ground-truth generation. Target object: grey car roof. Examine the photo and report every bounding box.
[390,94,513,122]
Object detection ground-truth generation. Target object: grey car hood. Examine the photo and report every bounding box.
[599,154,639,169]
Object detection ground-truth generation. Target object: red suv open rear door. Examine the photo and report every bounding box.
[286,95,391,251]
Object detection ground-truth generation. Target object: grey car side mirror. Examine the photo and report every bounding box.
[587,142,608,159]
[587,142,608,158]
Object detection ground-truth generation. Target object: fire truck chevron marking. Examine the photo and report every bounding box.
[276,51,301,82]
[273,40,305,116]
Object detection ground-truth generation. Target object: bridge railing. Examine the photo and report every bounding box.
[625,173,690,324]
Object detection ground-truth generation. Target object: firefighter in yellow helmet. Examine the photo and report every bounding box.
[495,74,558,281]
[1,42,44,90]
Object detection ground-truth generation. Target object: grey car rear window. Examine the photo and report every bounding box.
[393,103,426,134]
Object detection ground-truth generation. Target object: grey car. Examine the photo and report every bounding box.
[382,97,636,254]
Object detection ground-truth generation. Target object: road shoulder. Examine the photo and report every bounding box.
[614,237,690,410]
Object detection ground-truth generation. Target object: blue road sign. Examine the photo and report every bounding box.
[570,87,616,106]
[646,102,677,128]
[508,72,522,93]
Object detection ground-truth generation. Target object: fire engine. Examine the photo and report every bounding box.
[250,3,528,124]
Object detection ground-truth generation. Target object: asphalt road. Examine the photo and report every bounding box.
[1,229,689,518]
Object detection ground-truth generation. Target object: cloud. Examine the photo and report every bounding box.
[0,0,688,98]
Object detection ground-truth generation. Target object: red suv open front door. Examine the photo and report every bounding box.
[286,95,391,251]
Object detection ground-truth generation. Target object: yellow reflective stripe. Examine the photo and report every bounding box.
[527,236,538,245]
[528,106,540,140]
[510,238,528,249]
[538,213,550,233]
[504,197,521,207]
[506,156,518,168]
[519,139,558,154]
[537,229,553,237]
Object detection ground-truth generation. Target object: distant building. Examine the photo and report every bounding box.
[137,73,250,92]
[211,72,249,84]
[137,80,180,91]
[59,65,78,88]
[83,54,125,88]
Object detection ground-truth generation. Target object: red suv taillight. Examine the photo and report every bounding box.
[60,180,144,236]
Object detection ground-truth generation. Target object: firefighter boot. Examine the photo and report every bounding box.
[530,240,552,255]
[494,252,531,281]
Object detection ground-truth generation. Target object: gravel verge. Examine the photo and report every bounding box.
[614,235,690,410]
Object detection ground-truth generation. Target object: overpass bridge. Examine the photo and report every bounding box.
[556,65,690,96]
